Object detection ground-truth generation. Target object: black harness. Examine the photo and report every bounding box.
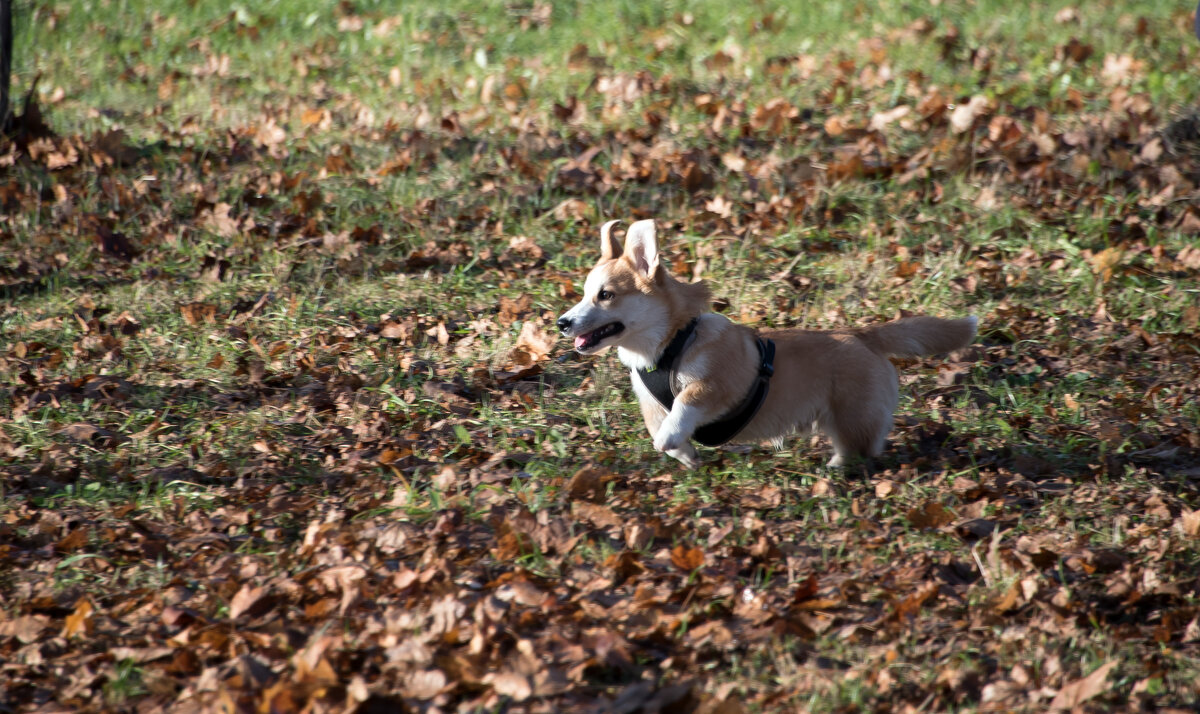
[636,318,776,447]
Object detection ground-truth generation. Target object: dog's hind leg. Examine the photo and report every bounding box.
[822,412,888,468]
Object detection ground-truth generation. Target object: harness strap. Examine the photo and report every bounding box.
[637,318,697,411]
[636,319,776,447]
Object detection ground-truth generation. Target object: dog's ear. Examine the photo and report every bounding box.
[599,220,623,261]
[624,220,659,278]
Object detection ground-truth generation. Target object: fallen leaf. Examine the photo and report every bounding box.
[1049,661,1117,710]
[228,584,268,620]
[59,423,129,449]
[1178,509,1200,538]
[573,501,623,530]
[62,598,95,638]
[510,320,554,364]
[950,95,990,134]
[405,669,447,700]
[869,104,910,132]
[318,565,367,615]
[670,544,705,572]
[566,466,614,502]
[0,615,48,644]
[180,301,220,325]
[488,671,532,701]
[1088,247,1124,283]
[907,502,956,529]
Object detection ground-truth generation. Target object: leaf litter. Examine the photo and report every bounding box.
[2,3,1200,712]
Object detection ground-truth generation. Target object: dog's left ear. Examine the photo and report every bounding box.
[599,220,623,261]
[624,220,659,279]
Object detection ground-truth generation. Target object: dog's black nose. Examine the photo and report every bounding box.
[556,316,572,333]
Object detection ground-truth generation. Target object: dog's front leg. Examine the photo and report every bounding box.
[652,389,704,469]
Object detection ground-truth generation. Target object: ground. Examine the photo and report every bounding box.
[2,1,1200,712]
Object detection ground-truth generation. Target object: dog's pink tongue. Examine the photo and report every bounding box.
[574,335,588,349]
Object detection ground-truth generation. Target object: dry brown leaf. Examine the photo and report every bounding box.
[62,598,95,638]
[869,104,910,132]
[626,523,654,550]
[604,550,645,583]
[1178,509,1200,538]
[59,423,128,449]
[792,598,842,611]
[740,485,781,509]
[720,152,747,172]
[550,198,591,221]
[201,202,240,238]
[1102,53,1141,85]
[670,544,705,572]
[228,584,267,620]
[497,580,549,608]
[318,565,367,615]
[498,294,532,327]
[488,671,533,701]
[405,669,447,700]
[180,301,220,325]
[907,502,955,529]
[1088,247,1124,282]
[974,186,999,210]
[704,195,733,218]
[892,582,938,621]
[512,321,554,363]
[565,466,614,502]
[0,615,48,644]
[573,501,623,530]
[950,95,990,134]
[992,582,1022,613]
[1049,661,1117,710]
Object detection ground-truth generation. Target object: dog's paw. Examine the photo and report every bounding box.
[654,407,698,455]
[653,428,686,454]
[667,444,700,469]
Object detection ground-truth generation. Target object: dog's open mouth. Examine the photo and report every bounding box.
[574,322,625,351]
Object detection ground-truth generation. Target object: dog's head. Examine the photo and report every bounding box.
[556,219,666,355]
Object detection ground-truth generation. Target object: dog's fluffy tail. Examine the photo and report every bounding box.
[856,316,978,358]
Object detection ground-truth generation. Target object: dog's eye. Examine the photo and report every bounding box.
[598,289,614,301]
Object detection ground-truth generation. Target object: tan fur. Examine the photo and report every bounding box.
[557,220,978,468]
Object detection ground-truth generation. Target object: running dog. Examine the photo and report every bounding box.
[556,220,977,468]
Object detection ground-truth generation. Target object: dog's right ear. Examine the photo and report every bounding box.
[599,220,623,261]
[624,219,659,279]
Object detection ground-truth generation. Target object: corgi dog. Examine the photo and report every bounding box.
[556,219,978,469]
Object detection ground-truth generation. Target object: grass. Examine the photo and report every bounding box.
[3,0,1200,711]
